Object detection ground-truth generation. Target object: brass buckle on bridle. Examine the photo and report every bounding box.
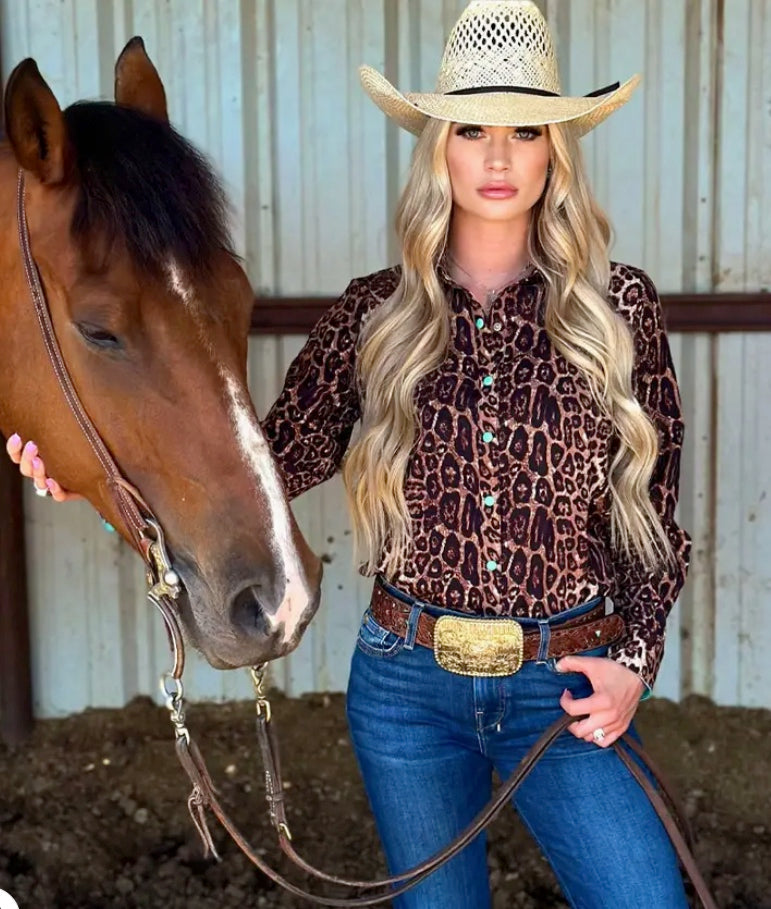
[250,663,272,723]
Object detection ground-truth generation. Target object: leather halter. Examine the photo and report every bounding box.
[16,169,718,907]
[16,171,185,678]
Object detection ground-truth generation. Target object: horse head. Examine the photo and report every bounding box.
[0,38,322,670]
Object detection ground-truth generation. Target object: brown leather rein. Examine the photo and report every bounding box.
[16,170,718,907]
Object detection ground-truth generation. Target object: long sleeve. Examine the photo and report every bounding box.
[261,279,366,500]
[601,267,691,690]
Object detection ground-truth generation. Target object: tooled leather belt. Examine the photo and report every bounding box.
[370,582,625,666]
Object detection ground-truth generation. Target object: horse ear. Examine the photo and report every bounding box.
[114,36,168,122]
[3,59,72,184]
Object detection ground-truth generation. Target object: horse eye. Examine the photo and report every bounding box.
[76,322,122,350]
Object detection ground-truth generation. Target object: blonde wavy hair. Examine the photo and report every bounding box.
[343,118,673,577]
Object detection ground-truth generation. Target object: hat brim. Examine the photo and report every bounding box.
[359,66,641,138]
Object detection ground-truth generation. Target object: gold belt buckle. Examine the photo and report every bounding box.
[434,615,524,677]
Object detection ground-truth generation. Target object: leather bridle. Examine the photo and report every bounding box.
[16,170,718,907]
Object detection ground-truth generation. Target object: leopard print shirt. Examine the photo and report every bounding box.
[262,262,691,689]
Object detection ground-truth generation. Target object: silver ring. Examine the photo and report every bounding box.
[592,727,606,743]
[34,485,50,498]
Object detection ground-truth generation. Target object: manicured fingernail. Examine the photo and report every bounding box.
[24,441,36,452]
[46,479,57,491]
[9,433,21,446]
[32,457,42,471]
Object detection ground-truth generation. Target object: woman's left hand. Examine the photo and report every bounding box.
[556,656,645,747]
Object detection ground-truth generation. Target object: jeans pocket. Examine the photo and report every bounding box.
[543,643,610,675]
[355,608,405,659]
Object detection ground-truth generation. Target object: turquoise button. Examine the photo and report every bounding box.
[486,560,498,571]
[482,431,495,443]
[482,375,493,387]
[484,495,495,507]
[475,317,484,329]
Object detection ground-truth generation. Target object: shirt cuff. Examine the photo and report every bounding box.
[607,625,665,694]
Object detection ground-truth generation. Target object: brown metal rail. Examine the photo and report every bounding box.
[251,291,771,334]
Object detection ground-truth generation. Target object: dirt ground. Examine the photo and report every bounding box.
[0,692,768,909]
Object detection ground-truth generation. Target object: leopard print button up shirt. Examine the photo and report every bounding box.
[263,262,690,689]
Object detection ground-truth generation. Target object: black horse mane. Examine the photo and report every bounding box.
[64,101,233,279]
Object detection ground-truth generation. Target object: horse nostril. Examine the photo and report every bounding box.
[230,585,272,637]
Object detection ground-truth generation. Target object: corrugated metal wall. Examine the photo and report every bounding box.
[2,1,769,715]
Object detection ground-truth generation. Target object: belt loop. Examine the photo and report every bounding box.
[403,603,424,651]
[536,619,551,662]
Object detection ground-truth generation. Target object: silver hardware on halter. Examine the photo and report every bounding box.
[161,672,190,743]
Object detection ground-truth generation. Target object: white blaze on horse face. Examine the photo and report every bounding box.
[220,370,310,643]
[166,259,195,307]
[166,258,218,358]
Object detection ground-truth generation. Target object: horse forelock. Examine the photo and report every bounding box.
[64,101,234,295]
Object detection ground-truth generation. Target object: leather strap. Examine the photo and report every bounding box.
[17,171,188,673]
[370,583,625,663]
[170,707,718,907]
[17,171,152,554]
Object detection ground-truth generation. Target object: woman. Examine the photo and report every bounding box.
[9,2,691,906]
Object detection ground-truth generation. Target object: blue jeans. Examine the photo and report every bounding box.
[345,586,688,909]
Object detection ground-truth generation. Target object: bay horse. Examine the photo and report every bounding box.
[0,38,322,670]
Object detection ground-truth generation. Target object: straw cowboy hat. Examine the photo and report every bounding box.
[360,0,640,137]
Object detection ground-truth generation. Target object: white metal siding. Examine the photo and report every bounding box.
[2,1,769,714]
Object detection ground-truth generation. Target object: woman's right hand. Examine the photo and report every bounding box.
[5,434,83,502]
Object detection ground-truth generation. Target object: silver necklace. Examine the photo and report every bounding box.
[447,253,530,305]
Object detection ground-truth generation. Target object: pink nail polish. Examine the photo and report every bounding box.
[24,440,36,452]
[32,457,42,471]
[46,479,56,491]
[9,433,21,446]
